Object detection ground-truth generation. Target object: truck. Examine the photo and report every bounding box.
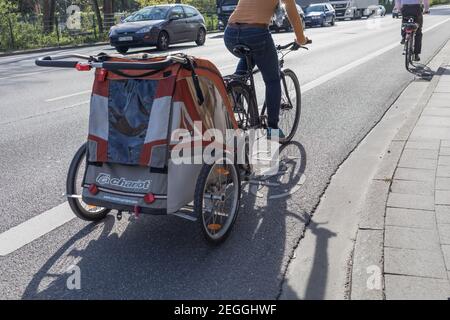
[329,0,379,20]
[216,0,238,30]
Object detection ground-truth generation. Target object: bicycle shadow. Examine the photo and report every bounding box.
[20,140,338,300]
[244,141,337,300]
[408,62,435,81]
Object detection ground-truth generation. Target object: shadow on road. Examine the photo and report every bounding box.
[20,141,339,300]
[408,63,435,80]
[209,34,224,40]
[302,221,337,299]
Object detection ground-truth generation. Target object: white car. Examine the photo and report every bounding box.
[377,5,386,16]
[270,4,306,32]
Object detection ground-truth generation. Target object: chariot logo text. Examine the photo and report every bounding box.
[96,174,151,190]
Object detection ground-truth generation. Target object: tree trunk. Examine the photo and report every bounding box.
[103,0,114,28]
[43,0,56,33]
[91,0,103,33]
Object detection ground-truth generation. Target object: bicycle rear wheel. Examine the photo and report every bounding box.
[279,68,301,143]
[227,80,258,129]
[194,161,241,244]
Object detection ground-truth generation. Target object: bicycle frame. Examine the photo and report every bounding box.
[226,43,306,129]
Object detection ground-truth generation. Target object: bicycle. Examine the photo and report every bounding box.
[224,41,310,144]
[402,16,419,71]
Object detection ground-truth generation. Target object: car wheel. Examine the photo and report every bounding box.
[157,31,170,51]
[331,17,335,26]
[116,46,128,54]
[321,19,326,27]
[195,28,206,46]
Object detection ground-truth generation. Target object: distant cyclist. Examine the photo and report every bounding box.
[399,0,429,61]
[224,0,309,138]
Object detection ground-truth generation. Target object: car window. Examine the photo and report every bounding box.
[306,5,325,13]
[170,6,185,20]
[124,6,170,22]
[184,6,199,18]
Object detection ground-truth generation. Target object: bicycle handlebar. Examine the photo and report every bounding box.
[276,39,312,51]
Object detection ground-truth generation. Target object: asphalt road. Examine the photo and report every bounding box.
[1,8,450,299]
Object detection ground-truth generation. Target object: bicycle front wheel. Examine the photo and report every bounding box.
[279,68,301,143]
[405,36,413,70]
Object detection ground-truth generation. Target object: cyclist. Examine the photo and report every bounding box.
[224,0,309,138]
[399,0,428,62]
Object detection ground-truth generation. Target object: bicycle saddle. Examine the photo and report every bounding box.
[233,45,252,58]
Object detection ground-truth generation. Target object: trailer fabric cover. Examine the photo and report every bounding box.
[83,54,237,214]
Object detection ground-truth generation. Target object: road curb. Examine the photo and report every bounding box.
[349,59,448,299]
[0,42,110,58]
[0,31,223,58]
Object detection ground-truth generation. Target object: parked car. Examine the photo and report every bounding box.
[392,6,401,18]
[377,5,386,16]
[109,4,206,53]
[304,3,336,27]
[270,3,306,32]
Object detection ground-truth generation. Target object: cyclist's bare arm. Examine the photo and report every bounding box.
[283,0,309,45]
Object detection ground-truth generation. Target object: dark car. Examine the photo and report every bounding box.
[270,3,306,32]
[304,3,336,27]
[109,4,207,53]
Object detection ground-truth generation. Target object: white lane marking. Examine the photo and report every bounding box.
[0,100,89,126]
[0,202,75,256]
[0,68,63,80]
[302,17,450,93]
[45,90,91,102]
[0,18,448,256]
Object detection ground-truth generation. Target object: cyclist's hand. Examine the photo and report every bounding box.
[296,36,311,46]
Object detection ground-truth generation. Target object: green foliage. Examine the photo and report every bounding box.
[430,0,450,5]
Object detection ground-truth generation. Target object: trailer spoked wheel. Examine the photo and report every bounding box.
[194,160,241,244]
[67,143,110,221]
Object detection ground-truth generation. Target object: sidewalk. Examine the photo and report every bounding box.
[351,44,450,300]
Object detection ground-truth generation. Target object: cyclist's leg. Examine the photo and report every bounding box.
[400,8,407,41]
[225,27,281,129]
[414,10,423,54]
[251,34,281,129]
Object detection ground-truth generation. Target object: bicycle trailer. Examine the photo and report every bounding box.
[81,53,238,215]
